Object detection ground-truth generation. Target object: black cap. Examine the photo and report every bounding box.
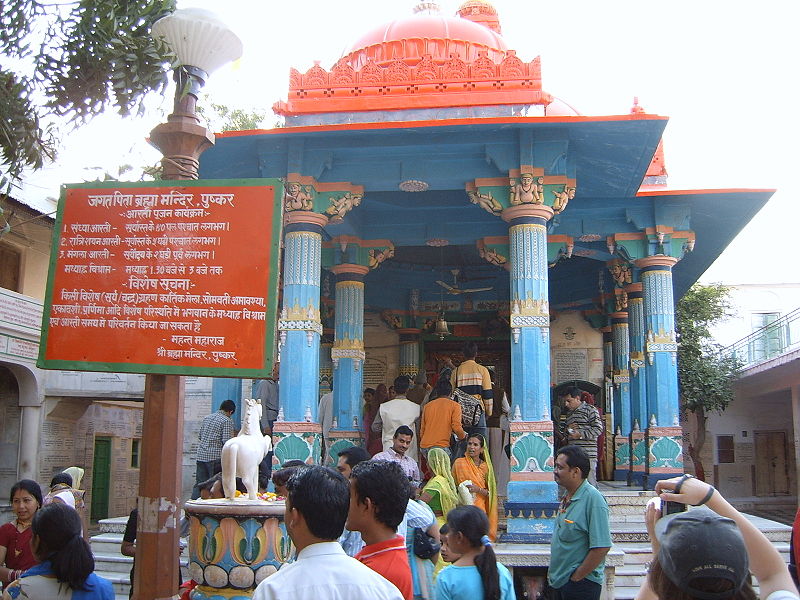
[654,507,749,600]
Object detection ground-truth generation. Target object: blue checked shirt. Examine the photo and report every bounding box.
[196,410,234,462]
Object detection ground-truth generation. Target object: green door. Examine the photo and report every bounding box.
[91,437,112,521]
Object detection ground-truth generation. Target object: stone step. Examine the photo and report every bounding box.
[98,516,129,534]
[95,570,131,598]
[91,533,125,554]
[93,553,133,574]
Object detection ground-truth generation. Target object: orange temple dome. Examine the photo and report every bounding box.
[274,2,553,119]
[339,11,509,70]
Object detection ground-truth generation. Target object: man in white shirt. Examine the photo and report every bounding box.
[252,465,403,600]
[372,376,421,461]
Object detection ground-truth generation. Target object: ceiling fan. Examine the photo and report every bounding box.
[435,269,493,295]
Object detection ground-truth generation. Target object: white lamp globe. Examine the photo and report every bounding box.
[152,8,243,75]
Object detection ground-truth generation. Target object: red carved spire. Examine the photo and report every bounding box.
[457,1,502,34]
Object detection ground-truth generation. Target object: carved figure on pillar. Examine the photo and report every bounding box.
[510,173,544,205]
[467,189,503,215]
[551,185,575,214]
[283,181,314,212]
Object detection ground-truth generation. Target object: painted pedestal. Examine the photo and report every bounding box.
[185,500,293,600]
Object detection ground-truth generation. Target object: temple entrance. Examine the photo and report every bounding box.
[421,339,510,391]
[551,380,610,481]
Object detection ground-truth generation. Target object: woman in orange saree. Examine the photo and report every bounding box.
[452,434,498,541]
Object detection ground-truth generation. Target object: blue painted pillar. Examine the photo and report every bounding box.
[274,211,327,466]
[211,378,242,430]
[319,337,333,397]
[327,263,369,463]
[626,281,647,485]
[635,255,683,487]
[611,311,631,482]
[398,331,421,378]
[502,205,558,542]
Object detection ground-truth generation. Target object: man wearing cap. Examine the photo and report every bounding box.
[549,444,612,600]
[638,473,799,600]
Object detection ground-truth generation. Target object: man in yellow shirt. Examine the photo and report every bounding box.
[451,342,493,455]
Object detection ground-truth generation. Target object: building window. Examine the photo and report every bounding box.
[750,312,784,362]
[0,244,21,291]
[717,435,735,464]
[131,439,140,469]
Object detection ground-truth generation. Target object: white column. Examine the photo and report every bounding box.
[17,405,42,480]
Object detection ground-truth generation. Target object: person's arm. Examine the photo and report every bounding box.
[419,407,428,442]
[481,367,493,415]
[222,418,234,443]
[0,544,16,586]
[121,539,136,557]
[371,409,383,433]
[451,404,467,440]
[655,476,798,597]
[578,405,602,441]
[570,547,611,582]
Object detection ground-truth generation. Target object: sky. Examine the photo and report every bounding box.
[19,0,799,285]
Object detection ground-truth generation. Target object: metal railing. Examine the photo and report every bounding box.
[721,307,800,370]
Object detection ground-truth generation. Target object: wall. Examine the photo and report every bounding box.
[703,389,795,499]
[549,312,604,386]
[0,367,20,495]
[711,283,800,347]
[38,398,143,519]
[362,311,400,388]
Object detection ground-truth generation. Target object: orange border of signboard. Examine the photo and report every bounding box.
[37,179,283,377]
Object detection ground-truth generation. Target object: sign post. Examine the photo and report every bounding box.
[38,179,282,600]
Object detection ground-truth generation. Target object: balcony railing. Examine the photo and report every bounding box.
[721,307,800,371]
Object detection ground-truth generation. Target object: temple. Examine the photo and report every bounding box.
[198,1,772,540]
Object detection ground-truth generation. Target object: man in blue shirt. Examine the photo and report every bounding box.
[549,445,612,600]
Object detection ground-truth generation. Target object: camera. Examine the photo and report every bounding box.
[662,499,686,515]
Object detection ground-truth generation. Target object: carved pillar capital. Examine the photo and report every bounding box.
[502,204,554,223]
[634,255,678,269]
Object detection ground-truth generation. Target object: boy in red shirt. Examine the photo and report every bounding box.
[348,460,413,600]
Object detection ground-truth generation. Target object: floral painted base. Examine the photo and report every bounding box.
[272,422,322,467]
[324,430,361,467]
[509,421,555,474]
[645,426,684,488]
[186,499,293,600]
[614,435,630,481]
[630,431,646,485]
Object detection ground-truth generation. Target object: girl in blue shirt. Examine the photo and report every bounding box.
[435,506,514,600]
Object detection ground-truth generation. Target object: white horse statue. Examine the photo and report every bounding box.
[221,398,272,500]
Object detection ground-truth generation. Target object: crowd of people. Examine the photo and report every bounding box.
[1,339,797,599]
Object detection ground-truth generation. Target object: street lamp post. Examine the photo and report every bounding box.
[133,10,241,600]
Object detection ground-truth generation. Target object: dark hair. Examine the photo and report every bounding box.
[351,460,409,531]
[50,473,73,488]
[439,523,450,536]
[197,472,247,494]
[394,425,414,439]
[557,444,590,479]
[10,479,43,506]
[286,465,349,540]
[393,375,411,395]
[337,445,371,468]
[364,387,376,396]
[468,433,488,460]
[561,386,582,399]
[272,466,302,489]
[281,459,307,469]
[433,378,453,398]
[649,555,757,600]
[462,341,478,359]
[32,503,94,590]
[220,399,236,413]
[446,505,499,600]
